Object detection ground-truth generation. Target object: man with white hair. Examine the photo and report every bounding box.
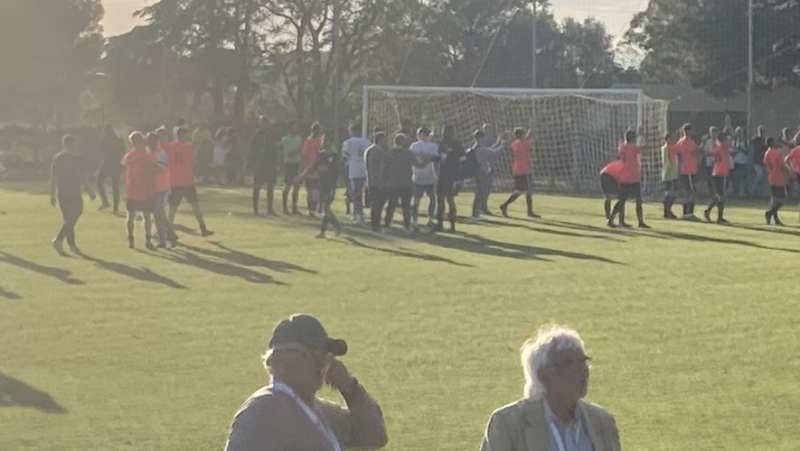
[223,314,388,451]
[480,325,621,451]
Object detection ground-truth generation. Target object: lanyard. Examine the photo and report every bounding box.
[546,411,582,451]
[271,380,342,451]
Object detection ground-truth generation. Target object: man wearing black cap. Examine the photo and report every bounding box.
[223,314,388,451]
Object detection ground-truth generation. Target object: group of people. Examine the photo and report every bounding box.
[599,122,800,228]
[222,314,621,451]
[49,125,214,254]
[244,118,543,238]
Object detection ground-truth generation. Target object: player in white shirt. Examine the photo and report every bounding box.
[409,127,439,228]
[341,123,372,224]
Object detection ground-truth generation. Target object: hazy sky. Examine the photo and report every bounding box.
[101,0,647,38]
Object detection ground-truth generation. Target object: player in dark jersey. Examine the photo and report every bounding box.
[248,116,279,215]
[296,145,342,238]
[434,125,466,232]
[50,135,96,255]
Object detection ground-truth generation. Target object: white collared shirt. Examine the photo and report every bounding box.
[543,400,595,451]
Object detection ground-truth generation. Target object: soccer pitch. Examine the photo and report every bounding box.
[2,183,800,451]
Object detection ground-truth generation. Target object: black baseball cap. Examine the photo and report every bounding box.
[268,314,348,356]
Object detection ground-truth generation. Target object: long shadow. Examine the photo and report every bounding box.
[0,286,21,300]
[729,223,800,238]
[639,228,800,254]
[179,241,318,274]
[343,237,474,268]
[0,252,84,285]
[172,224,199,236]
[478,218,623,242]
[143,249,286,285]
[416,230,622,264]
[78,252,187,289]
[538,218,642,238]
[0,373,67,414]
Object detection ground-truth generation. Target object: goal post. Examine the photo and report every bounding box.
[362,85,669,197]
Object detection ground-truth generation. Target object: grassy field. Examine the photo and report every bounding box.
[2,182,800,451]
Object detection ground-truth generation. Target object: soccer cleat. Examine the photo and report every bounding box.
[157,242,167,249]
[482,210,494,216]
[98,203,110,211]
[775,217,785,227]
[69,244,81,254]
[500,204,509,217]
[145,242,157,251]
[765,211,773,225]
[527,212,541,219]
[665,212,678,220]
[283,208,291,215]
[403,227,414,235]
[717,218,730,225]
[315,232,326,239]
[309,211,317,218]
[703,210,712,223]
[52,239,66,255]
[606,219,617,228]
[638,222,651,229]
[426,219,435,228]
[201,229,214,238]
[618,222,632,228]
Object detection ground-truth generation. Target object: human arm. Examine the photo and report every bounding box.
[317,359,388,449]
[82,160,96,201]
[480,411,514,451]
[49,155,58,206]
[223,399,285,451]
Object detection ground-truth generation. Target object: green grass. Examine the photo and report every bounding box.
[2,182,800,451]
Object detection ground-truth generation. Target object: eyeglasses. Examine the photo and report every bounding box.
[548,356,593,370]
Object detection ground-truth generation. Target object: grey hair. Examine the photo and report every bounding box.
[520,324,585,399]
[262,343,307,373]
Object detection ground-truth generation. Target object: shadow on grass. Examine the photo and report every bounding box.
[0,373,66,414]
[638,227,800,254]
[478,218,624,242]
[0,252,84,285]
[0,286,21,300]
[417,230,623,264]
[343,237,475,268]
[181,241,317,274]
[142,248,286,285]
[77,252,187,289]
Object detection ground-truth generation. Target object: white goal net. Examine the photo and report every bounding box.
[362,86,670,197]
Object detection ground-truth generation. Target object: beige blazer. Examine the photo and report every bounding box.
[224,385,388,451]
[480,398,621,451]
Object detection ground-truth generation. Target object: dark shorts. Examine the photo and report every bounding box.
[254,168,277,186]
[514,175,531,192]
[620,182,641,199]
[320,186,336,204]
[169,186,198,206]
[437,180,459,197]
[305,178,319,192]
[127,200,152,213]
[600,173,619,196]
[713,176,727,196]
[680,174,697,193]
[771,185,788,199]
[663,180,678,192]
[284,163,300,185]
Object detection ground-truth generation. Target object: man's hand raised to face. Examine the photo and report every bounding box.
[325,358,357,393]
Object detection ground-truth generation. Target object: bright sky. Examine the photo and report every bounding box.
[101,0,647,38]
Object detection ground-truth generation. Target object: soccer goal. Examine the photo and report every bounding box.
[362,85,670,197]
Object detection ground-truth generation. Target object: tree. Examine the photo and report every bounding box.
[624,0,800,95]
[0,0,104,124]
